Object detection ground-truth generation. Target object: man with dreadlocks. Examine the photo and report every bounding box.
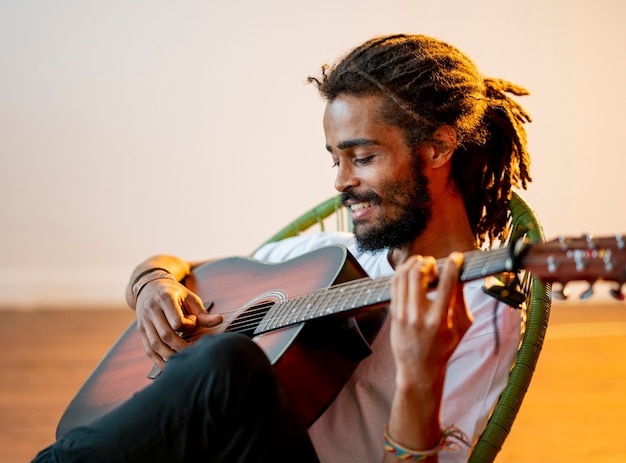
[34,34,532,463]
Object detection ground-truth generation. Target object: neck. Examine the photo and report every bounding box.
[388,186,476,269]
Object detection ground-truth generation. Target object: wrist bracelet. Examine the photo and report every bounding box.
[383,424,470,461]
[131,267,170,290]
[132,268,177,306]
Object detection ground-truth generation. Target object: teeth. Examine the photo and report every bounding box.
[351,202,371,211]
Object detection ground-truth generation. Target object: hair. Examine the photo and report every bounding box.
[308,34,532,246]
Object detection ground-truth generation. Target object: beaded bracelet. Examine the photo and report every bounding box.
[132,268,177,306]
[383,424,470,461]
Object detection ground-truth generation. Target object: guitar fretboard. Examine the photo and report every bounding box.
[254,246,515,334]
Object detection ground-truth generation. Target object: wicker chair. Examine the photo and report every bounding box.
[255,191,552,462]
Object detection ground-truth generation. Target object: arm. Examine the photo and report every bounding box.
[384,252,472,462]
[125,255,223,369]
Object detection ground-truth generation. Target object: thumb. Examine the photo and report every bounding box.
[186,297,223,328]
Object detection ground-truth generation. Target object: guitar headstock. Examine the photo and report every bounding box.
[521,234,626,301]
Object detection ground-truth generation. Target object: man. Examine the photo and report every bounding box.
[34,34,532,462]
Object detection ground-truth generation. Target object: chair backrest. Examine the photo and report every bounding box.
[256,191,552,462]
[469,192,552,462]
[254,196,352,252]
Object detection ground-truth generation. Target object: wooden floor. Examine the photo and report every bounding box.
[2,300,626,463]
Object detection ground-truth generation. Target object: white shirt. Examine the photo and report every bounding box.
[254,232,521,463]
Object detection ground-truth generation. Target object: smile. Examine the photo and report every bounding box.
[350,202,372,211]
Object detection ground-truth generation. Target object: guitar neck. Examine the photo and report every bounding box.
[254,247,515,335]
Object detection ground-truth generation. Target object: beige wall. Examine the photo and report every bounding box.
[1,0,625,308]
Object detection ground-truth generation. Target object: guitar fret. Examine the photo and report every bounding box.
[459,248,510,282]
[350,280,368,308]
[303,293,319,322]
[342,285,355,307]
[321,291,337,316]
[268,302,282,330]
[301,291,321,322]
[332,289,345,312]
[277,298,293,328]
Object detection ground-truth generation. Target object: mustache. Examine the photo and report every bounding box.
[340,190,382,207]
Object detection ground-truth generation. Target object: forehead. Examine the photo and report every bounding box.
[323,94,381,131]
[323,94,408,151]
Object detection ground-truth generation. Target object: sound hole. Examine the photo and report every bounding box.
[227,300,276,337]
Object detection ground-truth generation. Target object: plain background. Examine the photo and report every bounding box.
[1,0,625,308]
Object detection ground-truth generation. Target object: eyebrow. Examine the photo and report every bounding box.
[326,138,378,152]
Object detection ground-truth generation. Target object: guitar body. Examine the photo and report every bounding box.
[56,245,389,438]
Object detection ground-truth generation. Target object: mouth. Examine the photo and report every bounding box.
[347,201,375,221]
[341,192,380,221]
[350,201,372,212]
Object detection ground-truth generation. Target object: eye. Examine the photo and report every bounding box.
[355,155,375,165]
[330,160,339,168]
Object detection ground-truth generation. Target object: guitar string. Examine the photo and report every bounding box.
[220,276,390,333]
[220,277,390,334]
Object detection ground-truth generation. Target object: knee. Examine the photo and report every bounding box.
[170,333,272,381]
[195,332,267,370]
[173,333,279,410]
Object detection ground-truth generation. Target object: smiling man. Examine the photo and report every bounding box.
[323,93,474,261]
[34,34,533,463]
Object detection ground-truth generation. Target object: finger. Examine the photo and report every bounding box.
[162,297,198,332]
[183,293,208,316]
[196,312,224,328]
[396,255,435,325]
[184,295,224,328]
[137,322,176,369]
[411,255,437,308]
[433,252,463,314]
[391,255,416,318]
[149,307,190,352]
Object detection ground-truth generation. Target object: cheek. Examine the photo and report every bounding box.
[379,170,425,208]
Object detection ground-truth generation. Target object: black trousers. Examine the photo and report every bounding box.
[33,333,320,463]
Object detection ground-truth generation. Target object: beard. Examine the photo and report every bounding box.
[341,156,432,253]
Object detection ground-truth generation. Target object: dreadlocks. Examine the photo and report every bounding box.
[308,34,532,246]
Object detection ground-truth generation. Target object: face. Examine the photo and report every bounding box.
[323,94,432,252]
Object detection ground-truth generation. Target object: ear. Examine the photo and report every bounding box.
[423,126,457,168]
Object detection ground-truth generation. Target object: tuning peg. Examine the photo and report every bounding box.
[552,283,569,300]
[610,283,625,301]
[580,283,595,300]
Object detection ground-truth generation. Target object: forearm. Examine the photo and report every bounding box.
[384,253,470,462]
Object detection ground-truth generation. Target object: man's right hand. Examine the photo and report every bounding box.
[134,277,223,369]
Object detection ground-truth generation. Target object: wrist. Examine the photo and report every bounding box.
[395,368,445,395]
[131,268,177,307]
[383,424,470,461]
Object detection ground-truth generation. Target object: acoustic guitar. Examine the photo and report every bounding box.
[56,234,625,438]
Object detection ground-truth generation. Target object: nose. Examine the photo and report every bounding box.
[334,163,359,192]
